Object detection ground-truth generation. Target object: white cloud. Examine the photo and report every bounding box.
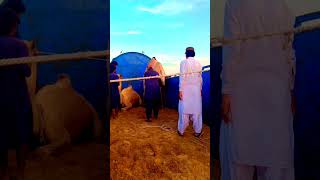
[111,30,142,36]
[137,0,207,15]
[153,53,210,74]
[127,31,142,35]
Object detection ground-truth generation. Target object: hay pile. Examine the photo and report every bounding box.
[7,143,107,180]
[110,107,210,179]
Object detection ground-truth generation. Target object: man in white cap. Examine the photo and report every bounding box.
[178,47,203,137]
[219,0,296,179]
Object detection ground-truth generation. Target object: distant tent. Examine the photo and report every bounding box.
[112,52,151,97]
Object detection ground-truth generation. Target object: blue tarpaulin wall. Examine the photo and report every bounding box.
[19,0,109,120]
[112,52,150,97]
[210,11,320,177]
[210,47,222,161]
[165,70,211,125]
[293,11,320,177]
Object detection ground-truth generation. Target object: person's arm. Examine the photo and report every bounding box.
[282,2,296,115]
[179,61,185,100]
[284,32,296,91]
[199,64,203,95]
[284,32,296,115]
[221,1,240,123]
[17,42,31,77]
[118,80,121,91]
[117,74,123,91]
[143,72,147,97]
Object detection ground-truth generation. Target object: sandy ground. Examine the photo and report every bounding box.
[7,143,107,180]
[110,107,210,180]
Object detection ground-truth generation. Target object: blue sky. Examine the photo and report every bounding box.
[110,0,210,74]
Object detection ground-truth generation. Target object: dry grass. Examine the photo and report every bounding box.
[7,143,107,180]
[110,107,210,180]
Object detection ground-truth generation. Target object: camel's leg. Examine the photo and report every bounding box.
[88,102,103,142]
[30,62,37,98]
[122,102,132,111]
[26,63,37,100]
[36,128,71,157]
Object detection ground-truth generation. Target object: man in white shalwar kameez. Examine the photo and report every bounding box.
[220,0,296,179]
[178,47,203,137]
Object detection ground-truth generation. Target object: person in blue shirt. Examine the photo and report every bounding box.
[0,7,31,180]
[144,65,161,122]
[110,64,121,119]
[110,60,118,67]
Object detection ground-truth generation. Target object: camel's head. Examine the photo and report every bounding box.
[56,74,72,89]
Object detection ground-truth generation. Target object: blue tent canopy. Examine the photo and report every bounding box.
[112,52,151,97]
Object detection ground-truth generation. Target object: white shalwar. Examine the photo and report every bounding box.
[178,57,203,134]
[220,0,296,179]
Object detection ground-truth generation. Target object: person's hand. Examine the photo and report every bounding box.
[179,91,183,100]
[221,94,232,124]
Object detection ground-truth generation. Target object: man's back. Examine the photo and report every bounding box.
[0,36,30,106]
[0,36,28,58]
[229,0,293,35]
[144,69,160,100]
[224,0,295,82]
[110,72,120,96]
[180,58,202,87]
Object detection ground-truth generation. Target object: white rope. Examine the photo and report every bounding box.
[0,50,109,66]
[110,68,210,83]
[140,124,173,132]
[39,51,108,62]
[211,22,320,47]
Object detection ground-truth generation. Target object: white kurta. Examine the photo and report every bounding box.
[220,0,296,179]
[178,57,203,134]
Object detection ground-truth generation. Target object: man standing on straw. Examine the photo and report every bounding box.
[178,47,203,137]
[146,57,166,107]
[110,64,121,119]
[0,7,31,180]
[220,0,296,179]
[144,64,161,122]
